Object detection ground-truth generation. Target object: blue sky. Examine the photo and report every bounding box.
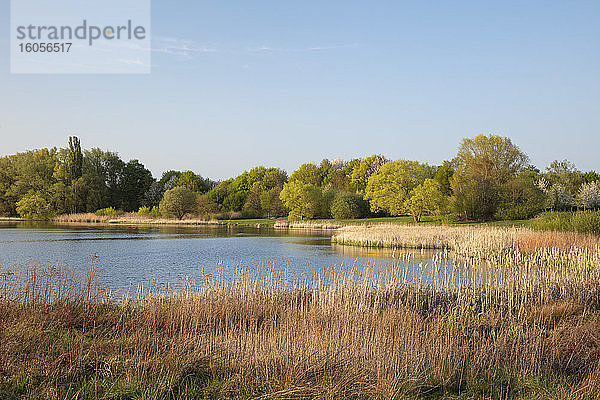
[1,1,599,179]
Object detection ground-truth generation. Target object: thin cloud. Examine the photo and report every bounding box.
[246,43,359,53]
[153,36,217,58]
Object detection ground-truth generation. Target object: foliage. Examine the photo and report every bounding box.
[289,163,321,186]
[137,206,151,217]
[365,160,433,216]
[495,170,546,220]
[452,134,529,220]
[330,192,369,220]
[530,211,600,235]
[159,187,196,219]
[578,182,600,210]
[120,160,154,212]
[260,187,287,217]
[351,154,389,192]
[433,161,454,196]
[15,194,53,220]
[95,207,123,218]
[404,179,447,222]
[196,194,219,216]
[280,181,324,220]
[176,171,212,193]
[67,136,83,181]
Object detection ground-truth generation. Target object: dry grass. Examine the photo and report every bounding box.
[332,224,600,253]
[274,220,346,230]
[51,212,230,226]
[2,229,600,399]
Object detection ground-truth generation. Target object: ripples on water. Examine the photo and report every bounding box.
[0,221,498,293]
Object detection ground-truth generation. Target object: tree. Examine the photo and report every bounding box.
[290,163,322,186]
[583,171,600,184]
[16,194,53,220]
[260,186,286,217]
[434,161,454,196]
[330,192,369,220]
[242,182,265,217]
[67,136,83,182]
[120,160,154,212]
[578,182,600,210]
[452,135,529,220]
[160,187,196,219]
[404,179,447,222]
[280,181,323,220]
[495,170,546,220]
[176,171,211,193]
[545,160,583,196]
[365,160,433,216]
[351,155,389,192]
[197,194,219,216]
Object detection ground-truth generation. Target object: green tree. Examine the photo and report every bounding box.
[583,171,600,184]
[330,192,368,220]
[67,136,83,182]
[351,155,389,192]
[176,171,211,193]
[290,163,321,186]
[260,186,286,217]
[160,187,197,219]
[16,194,53,220]
[242,182,265,218]
[495,169,546,220]
[121,160,154,212]
[404,179,447,223]
[434,161,454,196]
[365,160,433,216]
[280,181,322,220]
[452,135,529,220]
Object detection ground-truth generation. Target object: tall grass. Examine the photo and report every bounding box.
[2,226,600,399]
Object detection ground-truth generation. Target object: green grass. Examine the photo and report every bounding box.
[529,211,600,235]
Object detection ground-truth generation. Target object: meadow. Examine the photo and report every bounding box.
[1,225,600,399]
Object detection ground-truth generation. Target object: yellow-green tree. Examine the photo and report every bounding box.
[404,179,447,222]
[365,160,433,216]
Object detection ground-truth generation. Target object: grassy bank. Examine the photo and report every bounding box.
[530,211,600,235]
[2,232,600,399]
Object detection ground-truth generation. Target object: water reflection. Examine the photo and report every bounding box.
[0,221,497,294]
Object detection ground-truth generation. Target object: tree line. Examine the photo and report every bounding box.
[1,135,599,222]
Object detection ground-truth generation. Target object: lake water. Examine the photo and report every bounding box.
[0,221,473,293]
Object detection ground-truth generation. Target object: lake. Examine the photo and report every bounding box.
[0,221,476,293]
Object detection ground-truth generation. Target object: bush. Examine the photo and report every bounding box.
[330,192,369,220]
[138,206,151,217]
[16,195,54,220]
[160,187,197,220]
[150,206,161,218]
[95,207,123,218]
[530,211,600,235]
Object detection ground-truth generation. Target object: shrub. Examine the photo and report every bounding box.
[159,187,196,220]
[330,192,368,220]
[138,206,151,217]
[150,206,161,218]
[16,195,53,220]
[530,211,600,235]
[95,207,123,218]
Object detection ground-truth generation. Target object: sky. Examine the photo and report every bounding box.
[0,1,599,180]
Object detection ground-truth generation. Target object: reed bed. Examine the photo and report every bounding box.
[2,233,600,399]
[274,220,345,230]
[51,212,230,226]
[332,224,600,253]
